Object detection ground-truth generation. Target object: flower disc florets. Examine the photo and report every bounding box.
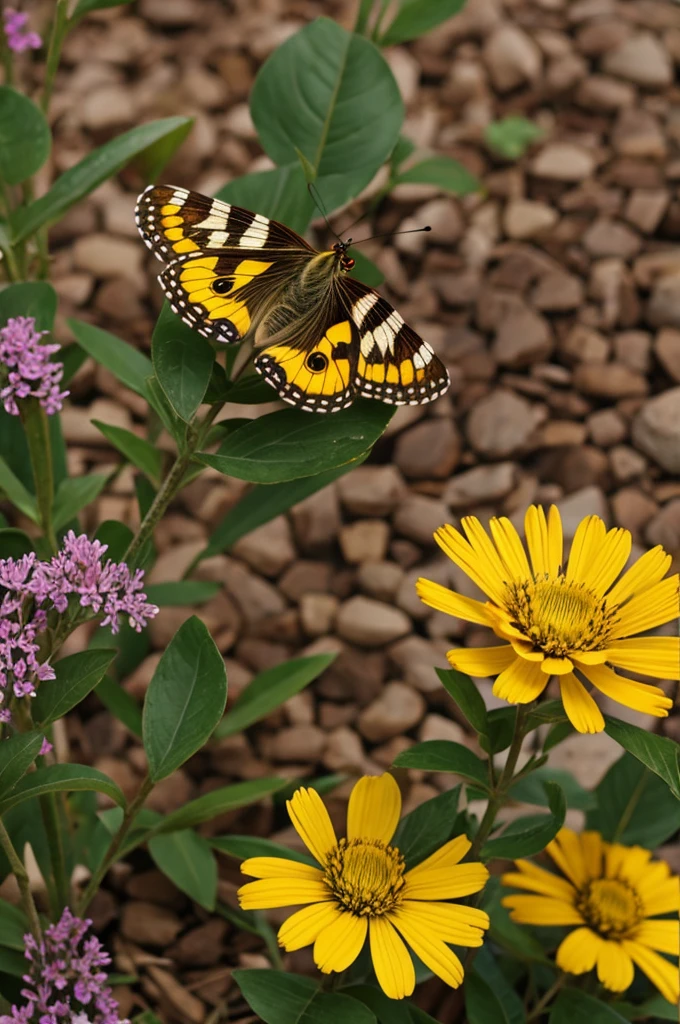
[324,837,406,916]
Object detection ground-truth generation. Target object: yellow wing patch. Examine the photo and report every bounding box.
[255,321,354,412]
[174,257,273,336]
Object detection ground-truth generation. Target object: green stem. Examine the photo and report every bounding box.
[0,819,43,941]
[40,0,69,115]
[38,790,70,913]
[77,775,154,915]
[527,974,566,1021]
[20,397,57,552]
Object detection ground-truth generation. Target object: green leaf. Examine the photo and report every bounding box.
[436,668,488,734]
[211,834,316,867]
[510,768,595,812]
[131,1014,163,1024]
[143,616,228,782]
[631,994,678,1021]
[155,777,289,834]
[0,457,39,522]
[0,281,58,330]
[215,654,336,738]
[390,135,416,170]
[604,716,680,800]
[465,968,512,1024]
[549,989,629,1024]
[225,372,278,406]
[472,947,527,1024]
[68,320,152,400]
[251,18,403,212]
[60,342,89,384]
[11,117,193,243]
[144,373,186,444]
[0,732,44,795]
[233,970,377,1024]
[33,649,116,727]
[96,675,143,737]
[0,87,51,186]
[0,945,26,976]
[0,764,126,814]
[393,740,489,789]
[148,829,217,911]
[216,164,315,236]
[92,420,163,483]
[52,473,110,531]
[479,707,517,755]
[587,753,680,847]
[485,117,544,160]
[0,528,33,559]
[394,156,480,194]
[482,782,566,860]
[152,304,214,421]
[143,581,220,607]
[94,520,134,560]
[343,986,419,1024]
[200,401,392,484]
[72,0,133,17]
[392,785,462,868]
[0,900,28,951]
[379,0,466,45]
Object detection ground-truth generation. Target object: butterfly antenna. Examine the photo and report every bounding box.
[349,225,431,246]
[307,182,343,244]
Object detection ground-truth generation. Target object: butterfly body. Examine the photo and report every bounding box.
[135,184,450,412]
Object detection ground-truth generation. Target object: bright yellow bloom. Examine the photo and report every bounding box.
[502,828,680,1006]
[417,505,678,734]
[237,774,489,999]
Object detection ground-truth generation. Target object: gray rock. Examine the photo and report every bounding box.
[602,33,673,89]
[467,389,542,457]
[358,682,426,742]
[444,462,518,508]
[336,596,411,647]
[337,465,406,516]
[557,486,609,538]
[632,388,680,473]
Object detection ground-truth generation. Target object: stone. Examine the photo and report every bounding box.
[556,446,609,493]
[82,86,135,130]
[279,561,331,601]
[72,235,144,280]
[647,274,680,329]
[140,0,198,24]
[264,725,327,763]
[610,488,658,541]
[561,325,609,364]
[323,727,366,773]
[389,635,450,694]
[613,331,651,374]
[531,272,584,312]
[336,596,411,648]
[549,731,621,788]
[612,109,666,160]
[576,75,635,110]
[232,516,296,578]
[418,714,466,744]
[392,494,449,546]
[632,388,680,473]
[492,305,553,366]
[357,561,404,602]
[467,390,542,458]
[539,421,588,447]
[394,419,462,479]
[483,24,542,92]
[300,593,339,637]
[222,559,287,626]
[120,902,182,946]
[602,33,673,89]
[168,919,228,967]
[654,328,680,383]
[290,484,341,551]
[582,220,642,259]
[503,199,558,239]
[557,486,609,537]
[444,462,518,508]
[587,409,627,447]
[610,445,647,482]
[337,465,405,516]
[358,682,426,742]
[573,363,648,398]
[645,500,680,552]
[625,190,669,235]
[339,520,390,564]
[531,143,596,182]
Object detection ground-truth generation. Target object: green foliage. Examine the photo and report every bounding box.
[391,785,463,868]
[394,740,489,789]
[0,764,126,814]
[52,473,110,530]
[92,421,163,484]
[32,649,116,727]
[211,834,316,867]
[68,320,153,400]
[0,459,38,522]
[216,165,314,236]
[0,733,45,796]
[393,155,480,194]
[485,116,544,160]
[148,830,218,911]
[465,968,514,1024]
[0,527,33,558]
[436,667,488,734]
[482,782,566,859]
[0,87,51,186]
[234,970,378,1024]
[152,304,214,421]
[587,753,680,847]
[155,777,289,834]
[143,581,220,607]
[549,989,630,1023]
[510,768,595,812]
[0,281,57,329]
[379,0,467,45]
[604,716,680,799]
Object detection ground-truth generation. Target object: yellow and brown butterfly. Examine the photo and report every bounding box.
[135,184,450,413]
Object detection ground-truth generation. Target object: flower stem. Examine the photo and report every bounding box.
[77,775,154,915]
[40,0,69,115]
[0,819,43,941]
[527,974,566,1021]
[38,790,70,914]
[20,397,57,552]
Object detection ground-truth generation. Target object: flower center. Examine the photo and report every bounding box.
[578,879,642,938]
[324,838,406,917]
[505,576,616,657]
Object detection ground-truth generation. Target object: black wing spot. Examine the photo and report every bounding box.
[332,342,351,360]
[212,277,233,295]
[306,352,328,373]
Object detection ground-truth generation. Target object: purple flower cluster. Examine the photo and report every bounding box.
[0,318,68,417]
[0,534,157,721]
[3,9,41,52]
[0,908,129,1024]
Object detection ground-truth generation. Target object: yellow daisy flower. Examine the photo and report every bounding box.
[237,774,490,1000]
[502,827,680,1006]
[416,505,678,734]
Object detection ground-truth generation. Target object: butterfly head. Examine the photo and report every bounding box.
[332,240,355,273]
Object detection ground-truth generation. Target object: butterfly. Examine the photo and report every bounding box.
[135,184,450,413]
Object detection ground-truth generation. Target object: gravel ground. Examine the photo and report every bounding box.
[5,0,680,1019]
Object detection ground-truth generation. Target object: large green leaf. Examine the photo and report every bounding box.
[0,899,27,951]
[472,948,526,1024]
[391,785,463,869]
[250,18,403,212]
[199,401,392,484]
[211,834,316,867]
[549,989,629,1024]
[394,155,480,194]
[52,473,110,531]
[0,528,33,559]
[587,753,680,847]
[92,420,163,483]
[343,986,433,1024]
[0,281,58,330]
[604,716,680,800]
[215,654,336,738]
[0,87,51,186]
[0,457,38,522]
[32,650,117,727]
[436,668,487,735]
[0,764,126,814]
[482,782,566,860]
[393,741,489,789]
[0,732,44,796]
[148,829,217,911]
[510,768,595,812]
[152,303,214,421]
[68,320,152,400]
[72,0,134,16]
[379,0,466,45]
[96,675,143,738]
[142,616,227,781]
[143,581,220,607]
[216,164,314,236]
[233,970,377,1024]
[155,777,289,833]
[465,968,513,1024]
[11,117,193,243]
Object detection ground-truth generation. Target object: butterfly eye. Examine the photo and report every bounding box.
[306,352,328,373]
[212,277,233,294]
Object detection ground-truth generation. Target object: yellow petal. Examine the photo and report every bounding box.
[391,910,465,989]
[405,834,471,881]
[240,857,324,881]
[541,656,573,676]
[278,902,342,951]
[489,516,532,582]
[558,673,605,734]
[604,637,680,681]
[313,911,367,974]
[493,657,549,704]
[640,876,680,918]
[606,843,652,885]
[546,505,563,577]
[238,877,329,910]
[566,515,606,583]
[633,920,680,956]
[613,575,680,637]
[502,894,585,926]
[415,578,494,626]
[621,940,680,1006]
[524,505,550,577]
[447,644,516,678]
[596,939,635,992]
[580,831,604,880]
[607,546,672,606]
[397,901,488,947]
[433,523,506,606]
[287,787,337,866]
[404,863,489,901]
[580,662,672,717]
[347,773,401,845]
[369,915,415,1000]
[501,864,576,902]
[556,927,600,975]
[584,527,632,595]
[546,828,589,888]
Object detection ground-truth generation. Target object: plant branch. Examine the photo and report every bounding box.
[40,0,69,115]
[527,974,566,1021]
[0,819,42,941]
[20,397,57,552]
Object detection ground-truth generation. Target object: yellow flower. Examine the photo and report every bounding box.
[502,827,680,1006]
[417,505,678,734]
[237,774,489,1000]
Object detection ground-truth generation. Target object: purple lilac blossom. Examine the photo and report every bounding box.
[0,317,68,416]
[0,907,129,1024]
[2,9,41,52]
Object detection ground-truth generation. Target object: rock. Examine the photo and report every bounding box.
[557,446,609,493]
[531,272,584,312]
[339,520,390,564]
[645,500,680,552]
[612,109,666,160]
[632,388,680,473]
[613,331,651,375]
[531,143,596,181]
[232,516,296,577]
[300,593,338,637]
[467,389,542,457]
[625,189,669,235]
[290,484,341,551]
[557,486,609,537]
[392,494,449,546]
[654,328,680,383]
[120,902,182,946]
[357,561,404,602]
[337,465,405,516]
[414,197,464,245]
[582,220,642,259]
[539,421,588,447]
[168,919,228,967]
[549,731,621,788]
[503,199,558,239]
[587,409,627,447]
[279,561,331,601]
[139,0,198,24]
[264,725,327,763]
[602,33,673,89]
[82,86,135,130]
[610,445,647,482]
[444,462,518,508]
[336,596,411,647]
[418,714,466,744]
[222,559,287,626]
[561,325,610,364]
[484,24,542,92]
[358,682,426,742]
[573,362,648,398]
[647,273,680,329]
[610,488,658,541]
[394,419,462,480]
[72,235,144,280]
[576,75,635,110]
[323,727,366,772]
[492,305,553,366]
[146,965,205,1024]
